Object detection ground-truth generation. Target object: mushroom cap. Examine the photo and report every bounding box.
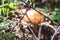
[23,9,44,24]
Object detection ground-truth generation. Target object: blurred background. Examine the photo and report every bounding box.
[0,0,60,40]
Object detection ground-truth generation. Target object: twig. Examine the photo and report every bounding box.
[51,30,58,40]
[28,25,39,40]
[51,27,60,40]
[56,27,60,32]
[41,22,56,31]
[40,22,59,40]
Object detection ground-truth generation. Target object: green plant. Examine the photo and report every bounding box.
[52,0,59,2]
[50,8,60,20]
[0,24,9,29]
[8,2,17,10]
[6,33,15,38]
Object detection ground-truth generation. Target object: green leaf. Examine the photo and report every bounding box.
[52,0,59,2]
[54,8,60,11]
[50,15,58,20]
[29,0,34,3]
[0,8,2,11]
[8,3,16,9]
[2,7,9,17]
[36,7,45,12]
[0,4,8,7]
[6,33,15,38]
[0,36,3,40]
[51,11,56,15]
[0,17,7,22]
[0,24,8,29]
[23,35,28,40]
[57,15,60,19]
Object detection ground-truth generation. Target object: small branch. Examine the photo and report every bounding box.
[40,22,59,40]
[41,22,56,31]
[51,27,60,40]
[51,32,60,40]
[28,25,39,40]
[56,27,60,32]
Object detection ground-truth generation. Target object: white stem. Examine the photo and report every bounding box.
[38,26,42,40]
